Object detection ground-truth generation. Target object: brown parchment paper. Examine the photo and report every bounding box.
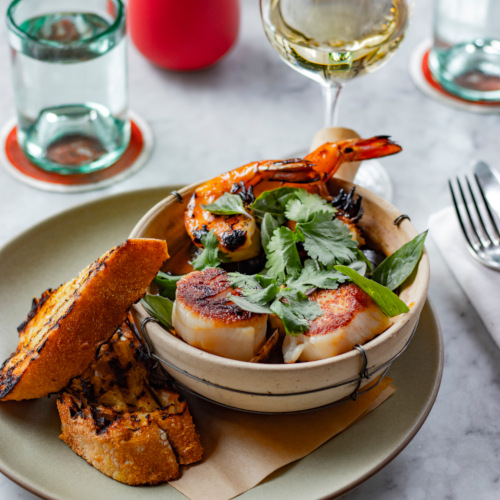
[170,377,395,500]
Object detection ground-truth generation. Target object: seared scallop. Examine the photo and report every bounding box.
[282,283,391,363]
[172,268,268,361]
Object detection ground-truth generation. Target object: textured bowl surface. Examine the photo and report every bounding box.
[130,178,430,413]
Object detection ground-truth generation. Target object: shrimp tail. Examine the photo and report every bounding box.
[343,135,402,162]
[306,136,402,181]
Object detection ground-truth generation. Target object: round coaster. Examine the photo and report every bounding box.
[0,111,153,193]
[409,39,500,114]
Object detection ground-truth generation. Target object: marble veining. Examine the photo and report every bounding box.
[2,0,500,499]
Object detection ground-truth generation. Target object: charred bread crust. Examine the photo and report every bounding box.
[57,321,203,485]
[57,394,181,485]
[0,238,169,401]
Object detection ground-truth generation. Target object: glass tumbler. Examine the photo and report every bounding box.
[428,0,500,102]
[6,0,130,174]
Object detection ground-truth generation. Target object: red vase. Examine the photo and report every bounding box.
[128,0,240,71]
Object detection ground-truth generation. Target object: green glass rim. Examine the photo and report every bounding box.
[6,0,125,47]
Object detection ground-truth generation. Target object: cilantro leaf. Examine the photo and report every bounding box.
[296,212,358,267]
[287,259,367,293]
[285,189,336,223]
[141,294,174,330]
[228,294,274,314]
[271,289,322,335]
[373,231,427,291]
[225,271,280,314]
[264,226,303,281]
[287,259,348,292]
[227,273,276,290]
[191,230,229,270]
[250,187,300,219]
[227,273,280,312]
[227,272,323,335]
[201,192,248,216]
[231,282,280,306]
[334,265,410,317]
[261,212,285,252]
[227,273,262,289]
[154,272,183,301]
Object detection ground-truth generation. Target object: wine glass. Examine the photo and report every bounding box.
[260,0,410,200]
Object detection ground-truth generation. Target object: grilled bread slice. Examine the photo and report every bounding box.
[0,238,168,401]
[57,319,203,485]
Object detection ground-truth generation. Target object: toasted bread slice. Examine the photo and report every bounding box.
[0,239,168,401]
[57,319,203,485]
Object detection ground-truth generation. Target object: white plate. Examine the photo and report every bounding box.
[0,187,443,500]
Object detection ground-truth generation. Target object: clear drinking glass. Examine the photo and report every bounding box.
[429,0,500,102]
[6,0,130,174]
[260,0,410,200]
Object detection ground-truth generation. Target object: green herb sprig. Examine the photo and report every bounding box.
[151,187,427,336]
[191,229,229,270]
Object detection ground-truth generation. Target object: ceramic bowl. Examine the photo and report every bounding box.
[129,178,430,413]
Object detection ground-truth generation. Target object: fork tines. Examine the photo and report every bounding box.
[449,174,500,270]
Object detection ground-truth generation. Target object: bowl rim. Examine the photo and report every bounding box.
[130,177,430,373]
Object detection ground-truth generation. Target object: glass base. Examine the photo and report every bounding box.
[429,41,500,102]
[353,159,393,202]
[17,103,130,175]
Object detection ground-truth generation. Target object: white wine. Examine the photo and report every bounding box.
[261,0,409,86]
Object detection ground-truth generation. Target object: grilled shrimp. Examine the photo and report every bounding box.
[282,283,391,363]
[185,136,401,262]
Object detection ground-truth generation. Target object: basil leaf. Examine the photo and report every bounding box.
[261,212,285,252]
[334,265,410,317]
[250,187,299,218]
[201,192,248,216]
[141,294,174,330]
[154,272,183,301]
[373,231,427,290]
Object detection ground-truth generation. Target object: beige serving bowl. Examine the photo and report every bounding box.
[129,176,429,414]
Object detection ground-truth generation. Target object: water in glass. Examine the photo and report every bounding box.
[8,3,129,174]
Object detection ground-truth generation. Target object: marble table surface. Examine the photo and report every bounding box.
[2,0,500,499]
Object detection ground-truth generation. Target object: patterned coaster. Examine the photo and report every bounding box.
[0,111,153,192]
[409,39,500,114]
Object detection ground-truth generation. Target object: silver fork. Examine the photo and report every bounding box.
[449,174,500,271]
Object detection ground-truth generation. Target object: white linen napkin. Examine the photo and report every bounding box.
[429,206,500,343]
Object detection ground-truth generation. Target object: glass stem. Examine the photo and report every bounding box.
[321,83,343,127]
